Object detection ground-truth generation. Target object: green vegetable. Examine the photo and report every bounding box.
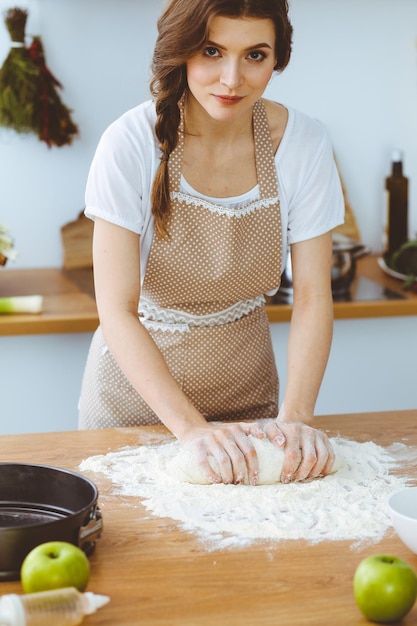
[0,222,17,261]
[386,239,417,290]
[0,295,43,314]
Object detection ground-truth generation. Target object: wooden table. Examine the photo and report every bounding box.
[1,410,417,625]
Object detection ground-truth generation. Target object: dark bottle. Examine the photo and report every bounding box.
[384,150,408,259]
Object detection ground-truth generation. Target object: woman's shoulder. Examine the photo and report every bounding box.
[89,100,160,195]
[261,99,288,153]
[92,100,160,179]
[262,98,330,152]
[266,101,332,172]
[99,100,158,149]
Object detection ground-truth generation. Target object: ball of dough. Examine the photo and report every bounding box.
[167,436,343,485]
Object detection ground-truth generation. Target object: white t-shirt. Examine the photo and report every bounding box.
[85,99,344,288]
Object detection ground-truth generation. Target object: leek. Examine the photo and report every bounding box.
[0,295,43,314]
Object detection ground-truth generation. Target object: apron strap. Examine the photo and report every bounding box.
[253,99,280,200]
[168,97,185,193]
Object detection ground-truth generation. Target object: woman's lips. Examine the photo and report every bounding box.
[213,95,243,105]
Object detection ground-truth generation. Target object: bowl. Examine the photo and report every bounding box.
[0,463,103,581]
[388,487,417,554]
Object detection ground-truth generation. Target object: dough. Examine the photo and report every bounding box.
[167,436,343,485]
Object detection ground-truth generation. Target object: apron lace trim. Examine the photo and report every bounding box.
[171,191,280,218]
[139,294,266,334]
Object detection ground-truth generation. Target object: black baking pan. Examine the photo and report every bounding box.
[0,463,103,581]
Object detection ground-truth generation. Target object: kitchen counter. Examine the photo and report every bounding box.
[1,255,416,335]
[0,410,416,625]
[266,254,417,322]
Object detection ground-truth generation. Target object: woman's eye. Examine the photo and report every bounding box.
[204,47,220,58]
[248,51,266,62]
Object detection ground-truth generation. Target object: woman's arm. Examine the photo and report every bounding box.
[283,232,334,423]
[92,218,262,483]
[265,231,336,481]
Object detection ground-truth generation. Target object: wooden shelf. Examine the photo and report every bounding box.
[1,256,416,336]
[0,268,98,336]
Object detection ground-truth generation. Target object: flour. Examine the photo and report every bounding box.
[79,436,416,550]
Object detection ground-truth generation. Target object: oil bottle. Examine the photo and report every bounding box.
[384,149,409,260]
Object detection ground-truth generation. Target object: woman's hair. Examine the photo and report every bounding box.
[150,0,293,239]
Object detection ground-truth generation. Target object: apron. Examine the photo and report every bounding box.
[79,98,283,428]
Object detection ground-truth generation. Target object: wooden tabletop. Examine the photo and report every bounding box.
[0,410,417,625]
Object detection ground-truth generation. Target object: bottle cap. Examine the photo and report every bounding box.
[84,591,110,614]
[391,149,403,163]
[0,593,25,626]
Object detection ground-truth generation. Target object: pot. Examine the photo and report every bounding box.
[279,233,370,302]
[0,463,103,581]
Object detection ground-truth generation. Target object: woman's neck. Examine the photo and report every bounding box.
[183,93,254,149]
[181,96,258,198]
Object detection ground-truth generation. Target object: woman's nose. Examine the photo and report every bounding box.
[220,60,243,90]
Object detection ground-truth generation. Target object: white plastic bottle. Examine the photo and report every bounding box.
[0,587,110,626]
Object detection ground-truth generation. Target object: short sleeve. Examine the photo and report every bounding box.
[84,102,159,236]
[277,110,345,247]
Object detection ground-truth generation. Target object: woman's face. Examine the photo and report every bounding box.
[186,16,277,123]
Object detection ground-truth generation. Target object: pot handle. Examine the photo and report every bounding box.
[351,244,371,260]
[78,506,103,555]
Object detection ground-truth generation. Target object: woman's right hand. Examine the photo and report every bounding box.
[180,421,266,485]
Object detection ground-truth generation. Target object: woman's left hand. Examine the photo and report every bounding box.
[263,420,335,483]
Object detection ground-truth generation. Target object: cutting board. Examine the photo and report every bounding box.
[61,211,93,270]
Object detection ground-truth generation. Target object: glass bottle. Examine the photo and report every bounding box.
[384,149,409,259]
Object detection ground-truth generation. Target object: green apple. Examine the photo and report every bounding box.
[20,541,90,593]
[353,554,417,624]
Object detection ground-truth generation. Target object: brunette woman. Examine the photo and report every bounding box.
[79,0,344,486]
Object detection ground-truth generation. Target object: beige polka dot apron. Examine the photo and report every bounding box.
[79,99,282,429]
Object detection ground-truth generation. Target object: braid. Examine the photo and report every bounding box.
[150,61,186,239]
[150,90,181,239]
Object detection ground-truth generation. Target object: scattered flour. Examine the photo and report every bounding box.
[80,436,416,550]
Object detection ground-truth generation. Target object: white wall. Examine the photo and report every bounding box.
[271,317,417,417]
[266,0,417,249]
[1,1,416,434]
[1,0,416,263]
[0,0,164,267]
[0,333,92,435]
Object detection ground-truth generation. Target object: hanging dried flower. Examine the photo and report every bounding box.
[0,8,38,135]
[28,36,78,146]
[0,7,79,147]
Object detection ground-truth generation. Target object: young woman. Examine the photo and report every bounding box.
[79,0,344,486]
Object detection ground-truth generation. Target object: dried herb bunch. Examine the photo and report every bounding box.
[0,7,78,147]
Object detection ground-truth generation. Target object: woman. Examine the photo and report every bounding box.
[79,0,344,486]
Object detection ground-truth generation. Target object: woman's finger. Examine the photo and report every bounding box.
[263,420,286,446]
[277,423,303,482]
[291,427,319,481]
[216,426,259,484]
[312,435,336,477]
